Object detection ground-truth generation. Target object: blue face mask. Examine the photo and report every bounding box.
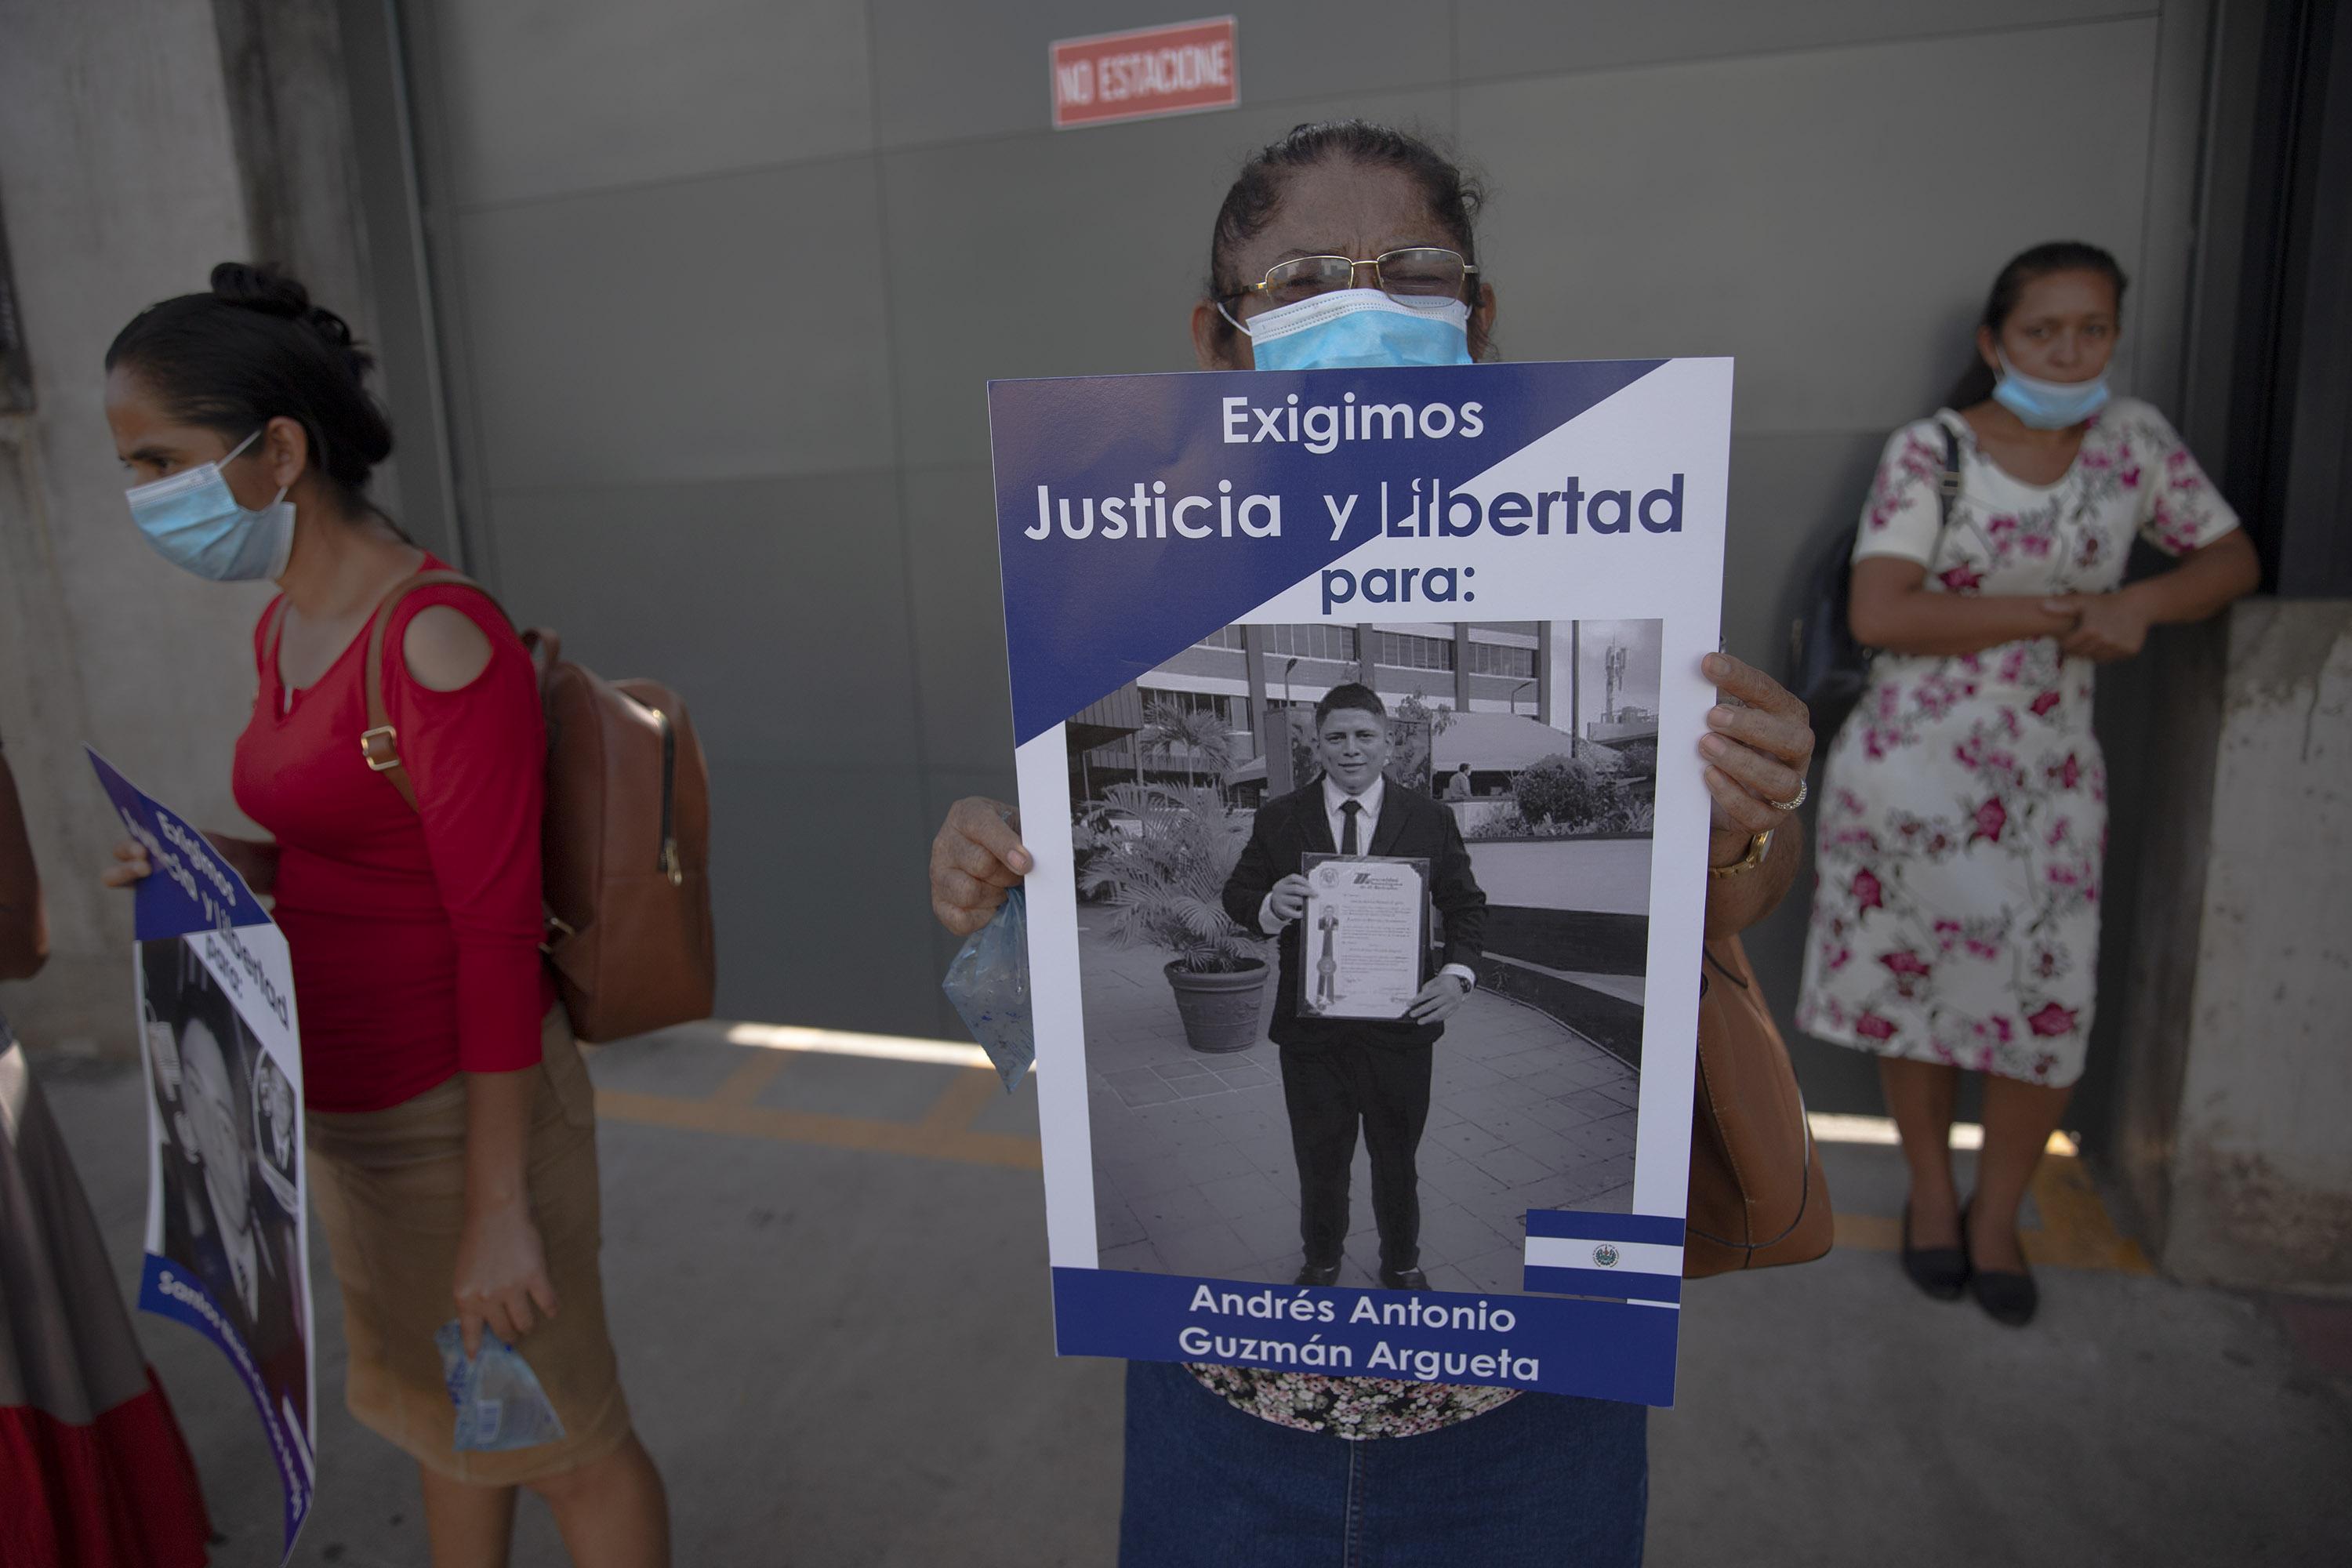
[1231,289,1474,372]
[1991,351,2111,430]
[124,430,296,583]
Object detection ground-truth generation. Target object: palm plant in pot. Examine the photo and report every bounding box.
[1076,782,1270,1054]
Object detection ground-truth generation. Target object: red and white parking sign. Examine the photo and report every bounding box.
[1051,16,1239,130]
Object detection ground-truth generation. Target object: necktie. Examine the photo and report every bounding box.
[1340,798,1362,855]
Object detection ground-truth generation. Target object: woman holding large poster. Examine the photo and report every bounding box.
[931,120,1816,1566]
[2,733,213,1566]
[96,266,670,1565]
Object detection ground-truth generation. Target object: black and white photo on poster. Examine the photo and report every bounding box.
[1069,619,1664,1292]
[140,937,310,1436]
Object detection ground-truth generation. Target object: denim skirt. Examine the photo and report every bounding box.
[1119,1360,1647,1568]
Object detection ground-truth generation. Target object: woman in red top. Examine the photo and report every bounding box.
[100,263,669,1566]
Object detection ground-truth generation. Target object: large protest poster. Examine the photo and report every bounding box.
[991,358,1730,1406]
[90,750,314,1555]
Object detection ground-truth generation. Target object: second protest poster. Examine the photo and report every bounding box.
[990,356,1730,1407]
[93,750,316,1555]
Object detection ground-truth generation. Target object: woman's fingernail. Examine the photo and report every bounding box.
[1700,735,1729,757]
[1708,706,1734,728]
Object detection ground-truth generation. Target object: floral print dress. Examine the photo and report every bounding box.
[1796,400,2238,1085]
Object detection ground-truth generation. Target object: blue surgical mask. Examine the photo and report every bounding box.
[1991,351,2110,430]
[125,429,296,582]
[1230,289,1474,372]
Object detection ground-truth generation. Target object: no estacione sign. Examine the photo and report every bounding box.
[1051,16,1239,130]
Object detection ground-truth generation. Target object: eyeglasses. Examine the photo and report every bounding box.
[1221,248,1479,319]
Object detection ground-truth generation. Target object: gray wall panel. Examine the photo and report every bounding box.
[2123,0,2218,416]
[1451,0,2153,81]
[486,471,919,772]
[881,88,1452,469]
[1722,430,1891,671]
[454,158,894,491]
[903,463,1015,773]
[1462,20,2160,432]
[432,0,873,207]
[873,2,1454,148]
[707,760,941,1036]
[396,0,2220,1073]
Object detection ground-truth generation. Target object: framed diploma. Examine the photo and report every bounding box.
[1296,853,1432,1020]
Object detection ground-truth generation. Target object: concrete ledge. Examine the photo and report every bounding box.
[1477,951,1646,1067]
[1481,904,1650,975]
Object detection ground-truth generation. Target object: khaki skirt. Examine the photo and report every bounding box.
[305,1009,633,1485]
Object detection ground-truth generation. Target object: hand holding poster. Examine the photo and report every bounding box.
[991,357,1730,1406]
[90,749,314,1559]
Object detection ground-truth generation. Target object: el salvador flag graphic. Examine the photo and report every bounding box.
[1523,1210,1686,1305]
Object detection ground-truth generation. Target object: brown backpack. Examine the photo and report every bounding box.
[353,570,715,1044]
[1684,935,1835,1276]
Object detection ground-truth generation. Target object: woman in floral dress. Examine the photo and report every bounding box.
[1798,242,2258,1326]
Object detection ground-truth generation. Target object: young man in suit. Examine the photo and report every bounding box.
[1222,684,1488,1290]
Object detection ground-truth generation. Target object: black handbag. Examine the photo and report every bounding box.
[1785,418,1961,742]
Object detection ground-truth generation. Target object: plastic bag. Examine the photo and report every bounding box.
[434,1321,568,1453]
[942,887,1033,1092]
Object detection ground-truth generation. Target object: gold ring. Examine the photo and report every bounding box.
[1769,779,1807,812]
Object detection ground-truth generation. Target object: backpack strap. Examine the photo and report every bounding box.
[1932,413,1965,530]
[263,596,293,663]
[360,569,504,813]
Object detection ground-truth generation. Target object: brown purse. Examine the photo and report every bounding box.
[353,571,717,1044]
[1684,935,1834,1276]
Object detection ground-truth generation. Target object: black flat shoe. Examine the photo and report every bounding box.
[1294,1261,1341,1287]
[1379,1266,1429,1291]
[1900,1204,1969,1301]
[1962,1201,2037,1326]
[1969,1267,2038,1327]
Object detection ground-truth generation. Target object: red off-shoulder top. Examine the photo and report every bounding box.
[233,559,556,1112]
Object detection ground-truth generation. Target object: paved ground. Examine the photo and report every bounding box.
[1080,920,1638,1292]
[28,1022,2352,1567]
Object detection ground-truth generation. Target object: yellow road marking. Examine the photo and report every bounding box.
[1831,1151,2151,1275]
[2024,1150,2154,1274]
[918,1066,1007,1138]
[1835,1213,1902,1252]
[712,1050,791,1106]
[594,1081,1042,1172]
[609,1041,2147,1272]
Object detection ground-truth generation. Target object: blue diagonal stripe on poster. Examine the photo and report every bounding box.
[89,747,271,939]
[989,358,1665,745]
[141,1258,313,1547]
